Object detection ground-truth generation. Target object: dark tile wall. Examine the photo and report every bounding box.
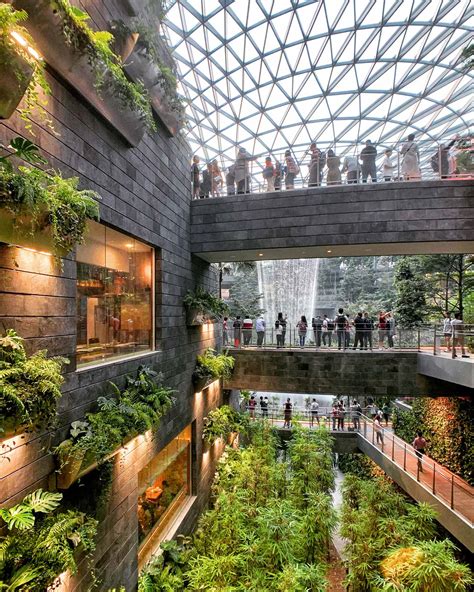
[0,2,222,589]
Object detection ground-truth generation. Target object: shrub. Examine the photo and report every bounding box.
[183,286,229,319]
[202,405,249,444]
[193,348,234,383]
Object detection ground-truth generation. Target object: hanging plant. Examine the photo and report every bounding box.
[202,405,249,445]
[184,286,229,325]
[0,135,100,257]
[0,329,68,437]
[0,3,50,126]
[192,348,234,391]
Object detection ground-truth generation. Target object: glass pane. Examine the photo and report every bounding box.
[76,220,153,367]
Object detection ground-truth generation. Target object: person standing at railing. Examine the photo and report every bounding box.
[326,149,342,185]
[276,312,288,347]
[233,316,242,348]
[312,315,323,347]
[413,431,427,472]
[235,147,257,194]
[226,164,236,195]
[363,312,374,350]
[274,160,282,190]
[386,313,395,348]
[353,312,365,350]
[310,398,320,427]
[400,134,421,181]
[381,149,395,182]
[378,311,389,349]
[335,308,348,350]
[337,401,345,430]
[275,319,283,348]
[262,157,276,192]
[248,395,256,419]
[331,403,338,430]
[242,316,253,346]
[452,312,470,358]
[360,140,377,183]
[308,142,325,186]
[283,397,292,428]
[256,314,266,347]
[443,311,452,352]
[351,400,361,430]
[284,150,299,190]
[223,316,230,346]
[200,163,212,198]
[191,155,201,199]
[211,159,223,197]
[342,154,359,184]
[297,315,308,347]
[323,315,334,347]
[374,414,384,445]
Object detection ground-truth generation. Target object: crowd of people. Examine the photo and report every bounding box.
[191,134,463,197]
[223,308,397,350]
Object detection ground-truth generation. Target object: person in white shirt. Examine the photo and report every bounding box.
[256,315,266,347]
[442,311,452,352]
[310,398,319,427]
[381,149,395,182]
[342,155,360,184]
[451,313,469,358]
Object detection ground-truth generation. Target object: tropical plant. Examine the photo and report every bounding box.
[394,257,427,327]
[0,329,67,436]
[192,348,234,383]
[138,536,194,592]
[202,405,249,444]
[183,286,229,319]
[0,4,51,127]
[0,489,97,591]
[53,0,155,130]
[56,365,175,477]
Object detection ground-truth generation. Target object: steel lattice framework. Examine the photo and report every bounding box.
[165,0,473,172]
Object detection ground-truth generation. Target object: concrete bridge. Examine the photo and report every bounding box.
[191,180,474,262]
[225,349,474,396]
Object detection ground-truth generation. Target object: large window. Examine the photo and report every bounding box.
[138,426,191,559]
[76,220,154,367]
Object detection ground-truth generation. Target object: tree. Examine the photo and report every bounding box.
[394,258,427,327]
[223,262,265,317]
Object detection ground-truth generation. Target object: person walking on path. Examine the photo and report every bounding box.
[452,312,469,358]
[297,315,308,347]
[283,398,293,428]
[360,140,377,182]
[400,134,421,181]
[233,316,242,348]
[382,403,390,426]
[374,415,384,446]
[310,398,320,427]
[256,314,266,347]
[413,431,427,472]
[443,311,452,352]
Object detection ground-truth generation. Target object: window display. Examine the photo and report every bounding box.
[138,426,191,556]
[76,221,154,367]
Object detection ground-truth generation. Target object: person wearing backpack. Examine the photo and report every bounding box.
[312,316,323,347]
[284,150,299,190]
[335,308,347,350]
[323,315,334,347]
[276,312,288,346]
[262,156,275,192]
[352,312,365,350]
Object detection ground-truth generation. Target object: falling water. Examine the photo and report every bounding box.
[257,259,320,328]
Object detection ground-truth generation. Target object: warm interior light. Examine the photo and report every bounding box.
[258,253,263,256]
[327,249,332,253]
[125,242,134,248]
[10,31,42,61]
[22,246,53,257]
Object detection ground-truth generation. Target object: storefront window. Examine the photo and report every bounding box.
[76,220,153,367]
[138,426,191,555]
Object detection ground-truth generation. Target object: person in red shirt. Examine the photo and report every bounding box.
[413,431,427,472]
[248,395,256,419]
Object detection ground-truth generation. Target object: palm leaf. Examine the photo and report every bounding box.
[23,489,62,514]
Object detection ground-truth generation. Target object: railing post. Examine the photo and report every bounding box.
[432,463,436,494]
[416,456,420,481]
[433,326,437,355]
[381,430,384,453]
[403,443,407,471]
[372,422,375,444]
[391,434,395,461]
[451,474,454,509]
[417,328,421,351]
[452,325,456,359]
[364,418,367,438]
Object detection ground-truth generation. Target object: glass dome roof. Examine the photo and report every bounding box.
[165,0,473,172]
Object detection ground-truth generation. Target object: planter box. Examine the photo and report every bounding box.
[192,374,216,392]
[56,443,123,490]
[186,307,208,326]
[0,50,34,119]
[123,47,179,136]
[12,0,146,146]
[0,208,69,256]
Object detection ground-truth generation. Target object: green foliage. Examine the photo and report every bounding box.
[378,540,473,591]
[0,330,67,435]
[0,4,51,129]
[337,453,382,480]
[139,423,335,590]
[202,405,249,444]
[57,365,175,469]
[340,474,445,591]
[461,43,474,70]
[393,398,474,485]
[183,286,229,319]
[138,536,193,592]
[224,262,265,318]
[193,348,235,382]
[394,257,427,327]
[0,489,97,591]
[53,0,155,130]
[0,137,47,169]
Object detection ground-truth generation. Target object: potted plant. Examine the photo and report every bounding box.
[184,287,229,326]
[202,405,248,445]
[56,366,175,489]
[0,136,100,257]
[12,0,155,146]
[0,329,67,439]
[0,4,49,121]
[192,348,234,392]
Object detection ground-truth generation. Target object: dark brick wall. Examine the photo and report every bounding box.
[0,2,223,589]
[190,180,474,262]
[225,350,473,397]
